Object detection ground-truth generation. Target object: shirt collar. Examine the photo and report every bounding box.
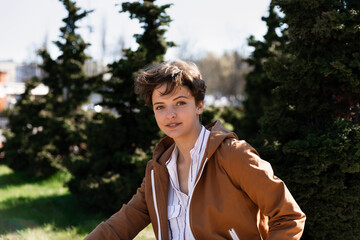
[189,125,206,158]
[166,125,206,166]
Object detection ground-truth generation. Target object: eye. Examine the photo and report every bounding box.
[176,101,186,106]
[154,105,164,110]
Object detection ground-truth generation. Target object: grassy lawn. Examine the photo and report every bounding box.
[0,164,155,240]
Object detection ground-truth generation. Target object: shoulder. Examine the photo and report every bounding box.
[144,159,155,175]
[217,137,261,165]
[216,138,274,185]
[146,159,154,168]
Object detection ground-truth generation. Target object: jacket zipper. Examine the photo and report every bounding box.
[151,169,162,240]
[186,157,209,239]
[228,228,240,240]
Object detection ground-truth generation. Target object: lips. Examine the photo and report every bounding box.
[166,122,181,128]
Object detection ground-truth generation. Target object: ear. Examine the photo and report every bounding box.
[196,100,204,115]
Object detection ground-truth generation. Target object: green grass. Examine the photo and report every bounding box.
[0,164,155,240]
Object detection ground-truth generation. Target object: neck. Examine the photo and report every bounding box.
[174,123,202,164]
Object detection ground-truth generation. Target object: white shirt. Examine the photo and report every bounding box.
[166,126,210,240]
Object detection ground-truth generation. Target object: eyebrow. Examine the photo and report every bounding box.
[153,95,189,106]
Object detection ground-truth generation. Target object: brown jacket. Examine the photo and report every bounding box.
[84,121,306,240]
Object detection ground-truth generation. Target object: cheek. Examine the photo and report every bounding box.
[154,111,164,124]
[153,112,160,121]
[183,106,197,115]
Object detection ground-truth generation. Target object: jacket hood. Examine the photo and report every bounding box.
[151,120,238,166]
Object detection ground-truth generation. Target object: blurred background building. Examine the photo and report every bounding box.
[0,59,106,131]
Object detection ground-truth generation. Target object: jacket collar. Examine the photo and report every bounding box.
[204,120,237,159]
[152,120,237,166]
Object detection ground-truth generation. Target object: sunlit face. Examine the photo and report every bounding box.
[152,84,204,142]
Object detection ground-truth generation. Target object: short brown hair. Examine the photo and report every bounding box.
[134,60,206,106]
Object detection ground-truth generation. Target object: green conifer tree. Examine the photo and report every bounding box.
[4,0,98,176]
[3,78,51,175]
[38,0,100,172]
[67,0,175,213]
[260,0,360,238]
[239,1,286,143]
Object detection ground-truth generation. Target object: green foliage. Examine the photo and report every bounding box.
[202,106,222,125]
[3,0,99,177]
[260,120,360,239]
[239,1,286,143]
[202,106,244,133]
[67,0,174,213]
[3,78,57,176]
[67,112,149,213]
[257,0,360,238]
[266,0,360,121]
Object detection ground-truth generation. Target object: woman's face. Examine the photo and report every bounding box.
[152,84,204,142]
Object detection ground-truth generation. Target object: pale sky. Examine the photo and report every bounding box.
[0,0,271,64]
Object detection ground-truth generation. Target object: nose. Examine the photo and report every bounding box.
[166,107,176,119]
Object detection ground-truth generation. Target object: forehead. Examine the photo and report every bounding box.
[152,84,193,102]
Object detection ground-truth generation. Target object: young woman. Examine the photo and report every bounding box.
[84,60,306,240]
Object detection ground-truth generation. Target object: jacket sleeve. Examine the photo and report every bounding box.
[84,178,151,240]
[223,139,306,240]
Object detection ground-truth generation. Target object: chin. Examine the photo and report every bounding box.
[164,132,180,139]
